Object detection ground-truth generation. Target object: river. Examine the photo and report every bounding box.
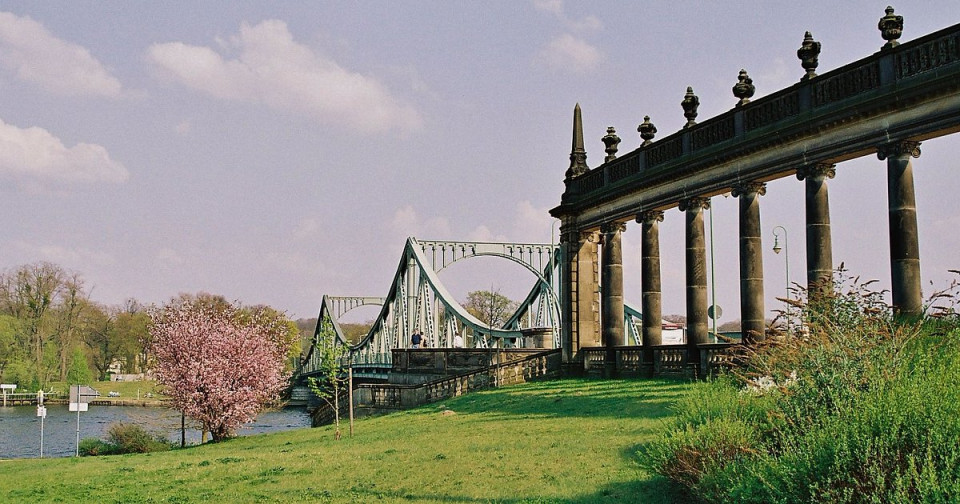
[0,404,311,459]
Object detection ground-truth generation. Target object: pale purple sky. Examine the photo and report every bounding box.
[0,1,957,323]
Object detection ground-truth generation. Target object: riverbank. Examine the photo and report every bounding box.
[0,377,692,503]
[0,403,310,459]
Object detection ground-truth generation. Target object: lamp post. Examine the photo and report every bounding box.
[772,225,790,335]
[708,199,717,340]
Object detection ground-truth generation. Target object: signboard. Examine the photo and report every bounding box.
[0,384,16,391]
[37,406,47,418]
[69,385,98,412]
[69,385,99,404]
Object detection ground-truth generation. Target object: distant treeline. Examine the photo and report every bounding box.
[0,262,301,390]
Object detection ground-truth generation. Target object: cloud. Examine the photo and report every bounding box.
[467,225,508,243]
[538,34,604,73]
[146,19,422,133]
[0,117,128,186]
[390,205,451,241]
[0,12,122,97]
[174,120,192,135]
[532,0,602,32]
[532,0,564,16]
[510,200,555,242]
[13,240,115,268]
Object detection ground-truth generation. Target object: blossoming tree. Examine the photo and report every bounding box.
[149,298,291,441]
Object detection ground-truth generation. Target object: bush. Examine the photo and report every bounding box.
[78,438,115,456]
[107,422,172,454]
[645,270,960,503]
[80,422,172,456]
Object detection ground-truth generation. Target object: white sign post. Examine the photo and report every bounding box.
[70,385,98,457]
[37,390,46,458]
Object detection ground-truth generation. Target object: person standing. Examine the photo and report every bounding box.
[411,332,423,349]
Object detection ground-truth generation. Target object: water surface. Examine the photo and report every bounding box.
[0,404,310,459]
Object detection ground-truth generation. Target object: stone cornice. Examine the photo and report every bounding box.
[551,21,960,230]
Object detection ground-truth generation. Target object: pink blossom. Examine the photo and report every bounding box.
[150,301,290,441]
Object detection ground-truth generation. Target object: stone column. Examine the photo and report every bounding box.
[638,210,664,375]
[878,141,923,317]
[679,197,710,372]
[558,225,577,364]
[732,182,766,344]
[797,163,836,296]
[601,222,626,378]
[559,224,601,364]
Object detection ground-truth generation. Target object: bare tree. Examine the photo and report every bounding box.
[463,289,519,328]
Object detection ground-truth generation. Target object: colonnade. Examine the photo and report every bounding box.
[557,108,924,374]
[549,8,958,376]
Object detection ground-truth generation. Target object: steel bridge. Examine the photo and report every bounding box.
[296,238,577,381]
[293,237,653,382]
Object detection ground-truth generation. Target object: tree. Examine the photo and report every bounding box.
[149,298,290,441]
[66,346,93,385]
[0,315,22,382]
[83,303,120,381]
[114,307,151,374]
[307,315,349,439]
[52,273,88,381]
[463,289,519,328]
[0,262,67,387]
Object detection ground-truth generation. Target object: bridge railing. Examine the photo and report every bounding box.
[581,343,739,378]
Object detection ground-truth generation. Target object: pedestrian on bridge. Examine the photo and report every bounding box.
[411,332,423,349]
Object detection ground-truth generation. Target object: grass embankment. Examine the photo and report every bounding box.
[0,378,692,503]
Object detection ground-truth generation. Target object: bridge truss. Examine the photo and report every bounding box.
[296,238,581,379]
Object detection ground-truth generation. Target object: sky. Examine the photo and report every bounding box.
[0,1,957,324]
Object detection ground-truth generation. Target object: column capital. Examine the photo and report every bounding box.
[877,140,921,161]
[636,209,665,224]
[796,163,836,181]
[731,181,767,198]
[678,196,710,212]
[581,230,601,244]
[600,222,627,234]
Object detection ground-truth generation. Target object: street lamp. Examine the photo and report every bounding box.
[772,225,790,335]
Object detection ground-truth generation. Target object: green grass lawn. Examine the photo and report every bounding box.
[0,377,693,503]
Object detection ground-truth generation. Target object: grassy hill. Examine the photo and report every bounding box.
[0,377,694,503]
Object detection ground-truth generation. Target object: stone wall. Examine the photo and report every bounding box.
[352,349,561,419]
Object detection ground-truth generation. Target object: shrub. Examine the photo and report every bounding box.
[106,422,172,454]
[78,438,115,456]
[80,422,172,456]
[645,269,960,503]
